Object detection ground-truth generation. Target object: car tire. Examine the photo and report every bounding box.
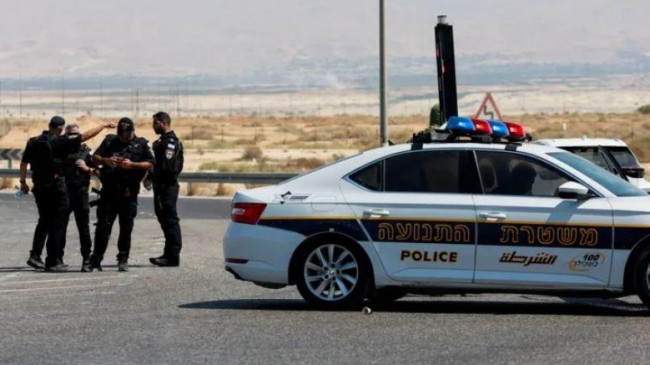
[295,239,371,310]
[633,249,650,309]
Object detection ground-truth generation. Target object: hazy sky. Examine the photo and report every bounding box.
[1,0,649,78]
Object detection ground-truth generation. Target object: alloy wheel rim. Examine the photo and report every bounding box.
[304,244,359,301]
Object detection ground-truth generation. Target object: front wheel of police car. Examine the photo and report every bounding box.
[295,240,372,309]
[633,249,650,308]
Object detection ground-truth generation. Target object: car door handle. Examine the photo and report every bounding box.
[363,209,391,217]
[478,212,507,220]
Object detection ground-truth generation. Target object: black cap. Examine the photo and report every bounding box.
[49,116,65,129]
[118,117,134,131]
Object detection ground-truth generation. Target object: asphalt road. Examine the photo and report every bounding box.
[1,192,649,365]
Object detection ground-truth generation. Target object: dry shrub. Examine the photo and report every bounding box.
[234,138,255,145]
[275,125,301,135]
[641,122,650,131]
[241,145,263,160]
[207,139,234,149]
[627,135,650,162]
[0,120,10,137]
[216,183,238,196]
[285,157,326,171]
[198,161,220,171]
[390,128,414,143]
[637,105,650,115]
[187,182,241,196]
[188,183,217,196]
[243,121,263,127]
[1,178,16,190]
[180,129,213,141]
[533,124,563,139]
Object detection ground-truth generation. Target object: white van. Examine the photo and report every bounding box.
[534,137,650,193]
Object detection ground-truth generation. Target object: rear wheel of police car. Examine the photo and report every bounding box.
[295,239,372,310]
[633,249,650,309]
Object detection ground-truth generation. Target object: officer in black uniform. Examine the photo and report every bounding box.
[148,111,184,267]
[90,117,154,272]
[61,124,96,272]
[19,116,114,271]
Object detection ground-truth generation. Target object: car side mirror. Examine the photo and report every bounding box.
[622,167,645,179]
[558,181,591,200]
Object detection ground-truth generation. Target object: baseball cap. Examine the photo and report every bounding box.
[49,116,66,129]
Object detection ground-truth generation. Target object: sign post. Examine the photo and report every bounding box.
[474,92,503,120]
[0,149,23,169]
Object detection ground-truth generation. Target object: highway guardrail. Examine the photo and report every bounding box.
[0,169,298,184]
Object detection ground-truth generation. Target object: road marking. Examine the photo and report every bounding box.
[0,272,24,283]
[0,283,116,293]
[0,291,118,302]
[0,275,138,286]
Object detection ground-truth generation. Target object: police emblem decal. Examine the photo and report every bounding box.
[166,149,174,159]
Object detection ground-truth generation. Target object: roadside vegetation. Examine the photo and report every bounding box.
[3,110,650,197]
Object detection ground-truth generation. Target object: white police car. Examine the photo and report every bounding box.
[223,118,650,309]
[534,137,650,193]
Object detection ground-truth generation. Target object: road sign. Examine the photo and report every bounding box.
[474,92,503,120]
[0,149,23,161]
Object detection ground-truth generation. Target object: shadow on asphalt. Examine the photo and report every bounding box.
[0,266,34,273]
[0,264,149,273]
[180,299,313,311]
[180,298,649,316]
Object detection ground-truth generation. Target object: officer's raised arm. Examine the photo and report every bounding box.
[81,121,115,142]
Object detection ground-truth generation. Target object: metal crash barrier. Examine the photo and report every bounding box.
[0,169,298,185]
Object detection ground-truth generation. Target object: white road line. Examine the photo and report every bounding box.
[0,283,116,293]
[0,275,138,286]
[0,290,118,302]
[0,272,25,283]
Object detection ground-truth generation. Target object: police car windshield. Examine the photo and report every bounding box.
[549,152,646,197]
[606,146,642,168]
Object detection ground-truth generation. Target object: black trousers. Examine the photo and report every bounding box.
[154,182,182,259]
[29,214,47,258]
[63,183,92,259]
[32,179,70,266]
[92,190,138,263]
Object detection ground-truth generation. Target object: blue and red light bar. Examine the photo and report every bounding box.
[447,116,525,142]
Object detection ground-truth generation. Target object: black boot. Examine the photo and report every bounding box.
[88,256,103,272]
[149,256,180,267]
[81,257,91,272]
[44,258,68,272]
[117,252,129,272]
[117,259,129,272]
[26,254,45,270]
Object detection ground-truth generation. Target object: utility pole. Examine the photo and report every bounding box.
[61,76,65,115]
[99,81,104,117]
[176,84,181,117]
[379,0,388,146]
[19,76,23,119]
[135,88,140,118]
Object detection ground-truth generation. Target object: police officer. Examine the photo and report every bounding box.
[61,124,95,272]
[19,116,114,271]
[148,111,184,267]
[90,117,154,272]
